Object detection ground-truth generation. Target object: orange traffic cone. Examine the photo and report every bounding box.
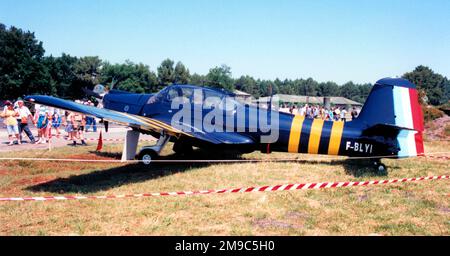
[96,130,103,151]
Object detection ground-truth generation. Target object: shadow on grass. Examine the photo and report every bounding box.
[89,150,122,160]
[26,148,393,194]
[26,148,245,194]
[27,160,211,194]
[339,159,398,177]
[282,158,393,177]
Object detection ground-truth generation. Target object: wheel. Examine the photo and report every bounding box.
[137,149,158,166]
[377,164,386,172]
[372,159,387,173]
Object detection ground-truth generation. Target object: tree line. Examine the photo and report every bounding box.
[1,24,449,105]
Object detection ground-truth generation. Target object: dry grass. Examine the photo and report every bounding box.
[0,141,448,235]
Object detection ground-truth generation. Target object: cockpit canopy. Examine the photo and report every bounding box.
[148,85,240,111]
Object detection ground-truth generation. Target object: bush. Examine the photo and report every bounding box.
[422,106,444,122]
[438,101,450,115]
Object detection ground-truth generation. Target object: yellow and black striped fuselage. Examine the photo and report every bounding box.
[278,114,362,156]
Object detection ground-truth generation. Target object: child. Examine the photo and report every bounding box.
[52,108,62,137]
[35,104,49,144]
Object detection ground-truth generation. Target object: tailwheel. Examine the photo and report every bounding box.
[373,160,387,174]
[137,149,158,166]
[377,163,387,173]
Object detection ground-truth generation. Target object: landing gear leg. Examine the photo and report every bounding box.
[121,129,140,162]
[136,132,170,166]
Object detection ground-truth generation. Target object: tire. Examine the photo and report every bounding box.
[372,160,387,174]
[137,149,158,166]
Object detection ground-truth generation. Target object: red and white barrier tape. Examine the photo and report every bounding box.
[47,136,154,142]
[0,175,447,202]
[425,155,450,160]
[83,138,155,142]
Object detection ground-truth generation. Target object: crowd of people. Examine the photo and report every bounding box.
[278,103,359,121]
[1,99,98,146]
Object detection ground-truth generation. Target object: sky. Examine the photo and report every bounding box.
[1,0,450,84]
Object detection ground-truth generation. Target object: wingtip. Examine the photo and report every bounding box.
[24,96,35,102]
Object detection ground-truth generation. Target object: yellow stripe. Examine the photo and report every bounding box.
[121,113,164,131]
[308,119,324,154]
[129,114,169,130]
[147,117,176,130]
[122,112,192,137]
[288,115,304,153]
[328,121,344,155]
[138,115,174,130]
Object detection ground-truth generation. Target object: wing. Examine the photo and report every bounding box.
[186,130,255,145]
[25,95,190,138]
[26,95,256,145]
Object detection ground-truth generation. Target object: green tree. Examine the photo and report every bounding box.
[443,77,450,104]
[174,61,190,84]
[339,81,359,102]
[234,75,258,97]
[403,65,449,105]
[74,56,102,84]
[54,56,103,99]
[100,60,158,93]
[317,81,339,97]
[190,73,206,86]
[206,64,234,91]
[0,24,54,99]
[293,78,318,96]
[43,53,79,98]
[354,83,372,104]
[256,80,272,97]
[157,58,175,87]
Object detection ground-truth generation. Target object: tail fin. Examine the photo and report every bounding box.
[356,78,424,157]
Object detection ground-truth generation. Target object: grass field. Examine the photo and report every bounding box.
[0,141,448,235]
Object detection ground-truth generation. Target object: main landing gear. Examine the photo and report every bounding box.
[120,130,171,166]
[136,133,170,165]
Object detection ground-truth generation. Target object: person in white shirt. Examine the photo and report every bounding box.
[15,100,36,143]
[292,105,299,115]
[279,104,290,113]
[299,104,306,116]
[340,107,347,121]
[334,107,341,121]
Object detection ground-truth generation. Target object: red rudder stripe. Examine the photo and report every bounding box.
[409,88,424,131]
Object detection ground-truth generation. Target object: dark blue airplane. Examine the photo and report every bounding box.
[25,77,424,172]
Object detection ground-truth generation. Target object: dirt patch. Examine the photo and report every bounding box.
[438,206,450,214]
[285,211,309,220]
[358,194,369,202]
[253,218,303,229]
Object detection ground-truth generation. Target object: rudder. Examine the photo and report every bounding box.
[356,78,424,157]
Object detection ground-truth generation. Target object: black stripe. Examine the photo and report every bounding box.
[318,120,334,155]
[298,118,313,153]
